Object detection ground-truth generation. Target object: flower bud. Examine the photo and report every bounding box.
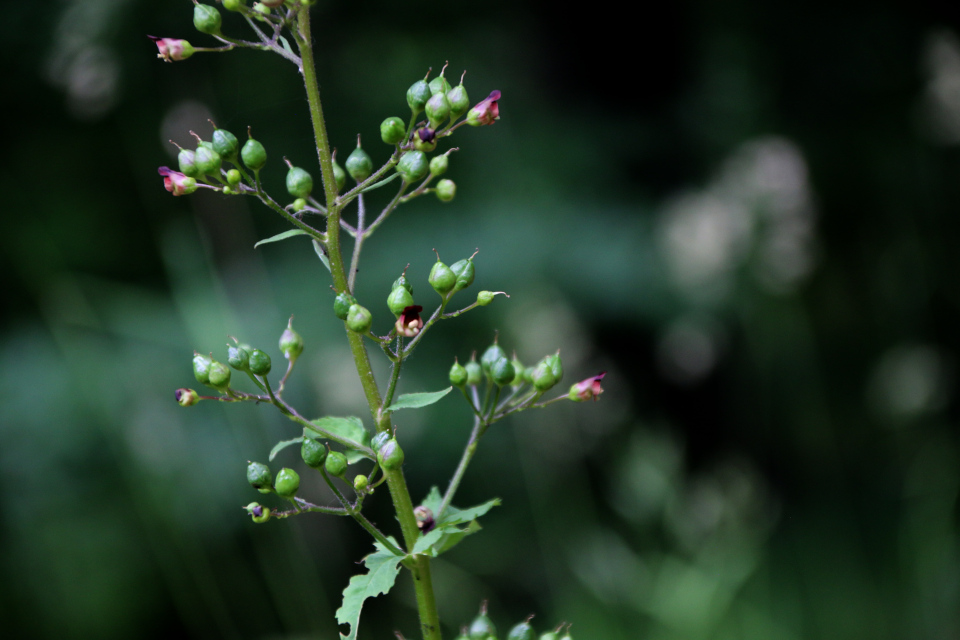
[158,167,198,196]
[292,198,307,212]
[241,135,267,170]
[377,438,404,470]
[177,148,200,177]
[193,352,213,384]
[568,372,606,402]
[491,356,515,387]
[286,165,313,199]
[477,291,495,306]
[450,257,476,292]
[301,437,328,468]
[207,360,232,390]
[333,292,357,320]
[279,317,304,363]
[467,90,501,126]
[429,154,448,176]
[274,467,300,498]
[245,502,271,523]
[325,450,348,477]
[395,305,424,338]
[407,78,431,114]
[353,474,368,492]
[531,360,557,392]
[248,349,271,376]
[414,505,435,532]
[149,36,195,62]
[481,340,507,376]
[397,150,429,183]
[346,304,372,334]
[429,257,457,296]
[413,127,437,153]
[387,286,415,317]
[194,144,222,176]
[247,461,273,493]
[175,388,200,407]
[425,92,451,129]
[465,358,483,386]
[193,4,222,35]
[447,82,470,121]
[449,358,468,388]
[212,127,239,161]
[435,179,456,202]
[227,343,250,371]
[545,351,563,383]
[380,117,406,145]
[226,169,242,186]
[345,144,374,182]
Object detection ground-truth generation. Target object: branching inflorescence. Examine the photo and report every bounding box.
[157,2,603,639]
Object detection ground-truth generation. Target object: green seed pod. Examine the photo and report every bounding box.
[193,4,222,35]
[397,150,429,183]
[292,198,307,212]
[332,155,346,192]
[425,92,451,129]
[436,179,456,202]
[248,349,272,375]
[207,360,231,390]
[539,633,558,640]
[212,128,239,161]
[481,341,507,375]
[346,304,372,334]
[429,74,452,96]
[455,628,470,640]
[286,165,313,199]
[377,438,404,470]
[353,474,368,492]
[223,0,244,11]
[301,437,327,468]
[450,257,476,292]
[241,137,267,170]
[465,359,483,386]
[393,274,413,294]
[469,602,497,640]
[193,352,213,385]
[334,292,357,320]
[194,145,222,176]
[447,83,470,121]
[558,625,573,640]
[227,343,250,371]
[407,79,431,114]
[226,169,242,186]
[178,149,200,178]
[545,351,563,383]
[429,258,457,296]
[449,359,468,388]
[491,356,515,387]
[413,128,437,153]
[429,154,448,176]
[531,360,557,392]
[371,431,391,453]
[175,388,200,407]
[247,461,273,493]
[325,451,348,477]
[387,286,415,317]
[274,467,300,498]
[380,116,406,145]
[507,617,536,640]
[245,502,271,523]
[510,355,525,386]
[524,366,536,384]
[477,291,496,306]
[279,317,304,363]
[345,145,374,182]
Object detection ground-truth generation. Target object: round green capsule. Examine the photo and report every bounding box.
[345,146,373,182]
[450,257,475,292]
[545,352,563,383]
[178,149,200,178]
[279,317,304,363]
[194,145,221,176]
[248,349,271,375]
[301,437,327,468]
[507,617,536,640]
[436,179,456,202]
[372,431,391,453]
[274,467,300,498]
[469,602,497,640]
[531,360,557,392]
[397,150,428,183]
[393,274,413,294]
[387,286,415,317]
[332,155,346,191]
[477,290,496,306]
[447,83,470,120]
[377,438,404,470]
[286,165,313,199]
[481,341,507,375]
[425,92,451,129]
[429,154,448,176]
[247,461,273,493]
[207,360,231,390]
[245,502,271,523]
[193,352,213,385]
[193,4,222,35]
[429,258,457,296]
[325,451,348,477]
[407,79,431,114]
[449,359,468,387]
[465,359,483,386]
[212,128,239,160]
[227,343,250,371]
[490,356,515,387]
[346,304,372,334]
[223,0,245,11]
[241,136,267,170]
[353,474,368,492]
[380,117,406,145]
[334,292,357,320]
[226,169,242,186]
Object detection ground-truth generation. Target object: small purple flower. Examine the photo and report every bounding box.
[395,305,424,338]
[467,90,501,126]
[158,166,198,196]
[147,36,195,62]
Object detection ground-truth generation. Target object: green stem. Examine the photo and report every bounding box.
[438,416,487,519]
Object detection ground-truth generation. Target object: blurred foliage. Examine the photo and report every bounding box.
[2,1,960,639]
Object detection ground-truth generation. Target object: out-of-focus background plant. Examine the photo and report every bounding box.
[2,1,959,638]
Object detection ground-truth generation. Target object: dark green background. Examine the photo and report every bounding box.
[2,1,959,638]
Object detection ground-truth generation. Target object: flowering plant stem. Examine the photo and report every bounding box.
[294,8,442,639]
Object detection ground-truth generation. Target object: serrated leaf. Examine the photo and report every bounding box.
[254,228,309,249]
[385,386,453,412]
[335,546,404,640]
[269,437,303,461]
[440,496,501,526]
[313,239,331,273]
[306,416,372,461]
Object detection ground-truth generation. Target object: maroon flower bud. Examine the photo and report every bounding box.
[158,167,198,196]
[466,90,501,126]
[414,505,435,533]
[147,36,195,62]
[568,372,606,402]
[395,305,424,338]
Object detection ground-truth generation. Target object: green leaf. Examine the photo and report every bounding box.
[269,437,303,461]
[335,545,404,640]
[254,228,309,249]
[385,386,453,412]
[413,487,501,557]
[306,416,372,462]
[313,239,331,273]
[279,35,294,56]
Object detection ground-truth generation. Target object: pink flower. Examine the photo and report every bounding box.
[568,372,606,402]
[395,305,424,338]
[466,90,501,126]
[158,167,198,196]
[148,36,194,62]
